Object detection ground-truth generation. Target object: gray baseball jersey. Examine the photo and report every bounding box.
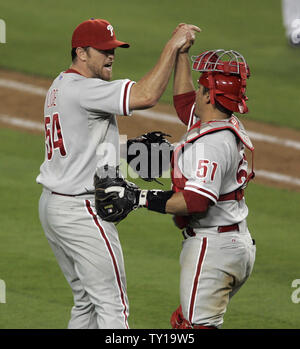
[172,115,254,228]
[37,70,135,194]
[37,70,135,329]
[177,126,249,228]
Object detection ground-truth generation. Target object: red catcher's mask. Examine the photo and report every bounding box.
[191,50,250,114]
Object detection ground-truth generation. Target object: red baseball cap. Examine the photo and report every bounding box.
[72,18,130,50]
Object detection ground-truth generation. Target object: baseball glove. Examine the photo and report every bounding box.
[94,165,139,223]
[127,131,173,183]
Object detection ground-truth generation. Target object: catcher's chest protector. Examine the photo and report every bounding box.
[171,115,255,193]
[171,115,254,229]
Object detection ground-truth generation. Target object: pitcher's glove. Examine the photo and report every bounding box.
[127,131,174,183]
[94,165,139,223]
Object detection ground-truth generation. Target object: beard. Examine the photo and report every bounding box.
[86,61,112,81]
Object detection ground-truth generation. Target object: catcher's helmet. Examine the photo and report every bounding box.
[191,49,250,114]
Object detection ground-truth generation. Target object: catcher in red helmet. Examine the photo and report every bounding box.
[166,47,255,329]
[173,48,251,129]
[95,45,256,329]
[192,49,250,114]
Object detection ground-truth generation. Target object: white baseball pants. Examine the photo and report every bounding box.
[180,221,256,328]
[38,188,129,329]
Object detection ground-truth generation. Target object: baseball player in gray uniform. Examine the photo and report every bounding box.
[36,18,200,329]
[94,44,256,329]
[282,0,300,46]
[167,47,256,329]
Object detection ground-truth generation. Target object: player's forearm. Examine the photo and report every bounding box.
[173,52,195,96]
[165,191,189,215]
[139,190,210,216]
[129,41,179,110]
[137,190,188,215]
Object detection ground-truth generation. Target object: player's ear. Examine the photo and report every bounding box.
[199,85,210,104]
[205,93,210,104]
[76,47,88,62]
[203,89,210,104]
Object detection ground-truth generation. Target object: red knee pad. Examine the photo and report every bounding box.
[170,305,217,329]
[170,305,184,329]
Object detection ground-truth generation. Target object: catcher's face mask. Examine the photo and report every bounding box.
[192,49,250,114]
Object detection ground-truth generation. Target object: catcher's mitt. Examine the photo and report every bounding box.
[94,165,139,223]
[127,131,173,183]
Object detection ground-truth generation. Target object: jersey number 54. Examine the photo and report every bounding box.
[44,112,67,160]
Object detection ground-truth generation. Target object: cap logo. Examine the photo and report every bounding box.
[107,24,114,37]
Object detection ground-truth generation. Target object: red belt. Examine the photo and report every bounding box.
[218,189,244,202]
[218,224,239,233]
[185,223,239,238]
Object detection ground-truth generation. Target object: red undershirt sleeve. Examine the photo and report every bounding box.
[182,190,213,214]
[173,91,196,126]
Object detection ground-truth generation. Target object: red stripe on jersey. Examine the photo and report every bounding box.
[123,81,131,116]
[85,200,129,328]
[189,237,207,324]
[184,185,218,202]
